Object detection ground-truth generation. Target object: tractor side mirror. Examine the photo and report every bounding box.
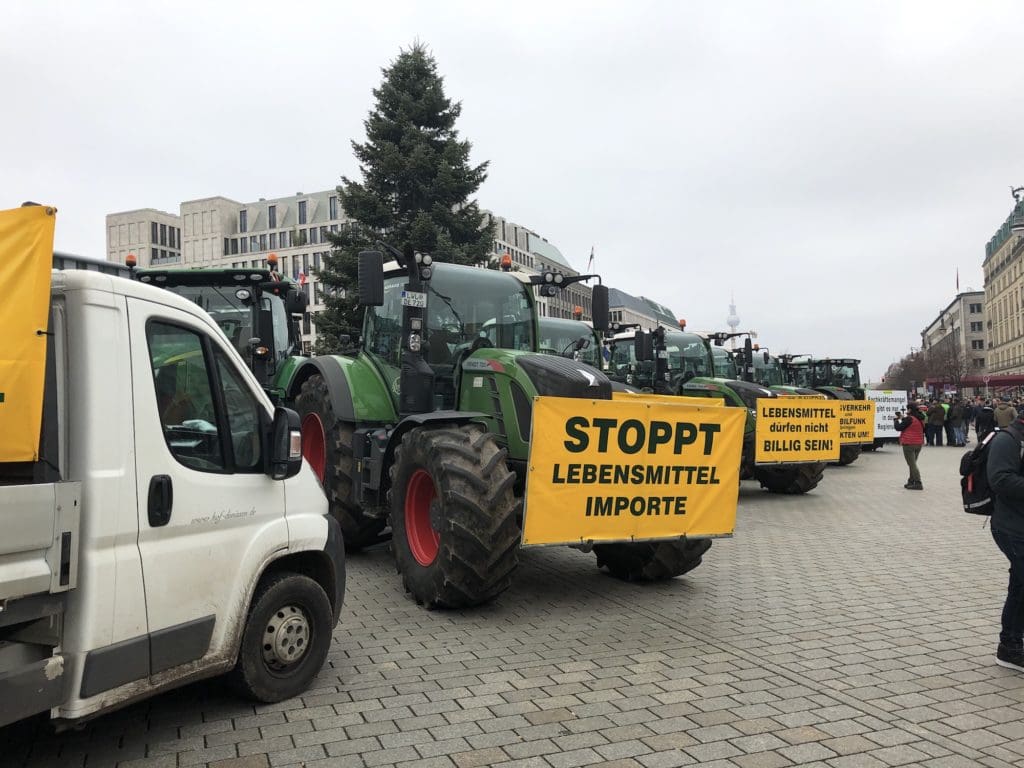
[591,284,609,332]
[285,288,308,316]
[634,331,654,362]
[358,250,384,306]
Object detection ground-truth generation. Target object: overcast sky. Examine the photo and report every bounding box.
[5,0,1023,380]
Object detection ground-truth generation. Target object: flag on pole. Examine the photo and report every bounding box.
[299,269,307,286]
[587,246,594,272]
[956,268,959,292]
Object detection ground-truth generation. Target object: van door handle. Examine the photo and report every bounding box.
[148,475,173,527]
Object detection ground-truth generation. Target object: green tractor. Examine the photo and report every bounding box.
[606,326,825,495]
[146,251,716,607]
[778,355,863,465]
[537,316,603,368]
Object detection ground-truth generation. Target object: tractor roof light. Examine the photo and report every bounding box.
[267,252,278,269]
[125,253,137,268]
[678,318,686,330]
[500,253,513,271]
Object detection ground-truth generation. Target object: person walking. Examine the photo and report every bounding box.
[895,401,925,490]
[986,413,1024,671]
[926,400,946,446]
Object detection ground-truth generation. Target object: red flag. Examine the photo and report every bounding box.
[299,270,307,286]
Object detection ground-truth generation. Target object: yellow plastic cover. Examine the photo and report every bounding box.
[0,205,57,462]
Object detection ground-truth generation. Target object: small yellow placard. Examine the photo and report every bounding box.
[522,396,744,546]
[754,398,841,464]
[839,400,876,444]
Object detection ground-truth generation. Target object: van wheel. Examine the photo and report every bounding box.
[229,573,333,703]
[296,374,386,550]
[594,539,711,581]
[388,424,520,609]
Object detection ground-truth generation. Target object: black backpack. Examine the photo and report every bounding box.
[960,424,1023,515]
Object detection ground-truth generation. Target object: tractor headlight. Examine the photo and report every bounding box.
[408,333,422,352]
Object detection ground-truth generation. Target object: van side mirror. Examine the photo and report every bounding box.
[268,406,303,480]
[358,250,384,306]
[591,284,609,332]
[763,352,770,364]
[634,331,654,362]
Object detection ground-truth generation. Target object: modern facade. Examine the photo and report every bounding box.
[105,208,182,268]
[983,196,1024,375]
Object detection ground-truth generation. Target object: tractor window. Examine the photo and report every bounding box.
[170,285,256,360]
[664,333,709,378]
[147,322,225,472]
[538,319,598,366]
[711,348,737,379]
[426,267,534,360]
[830,363,860,389]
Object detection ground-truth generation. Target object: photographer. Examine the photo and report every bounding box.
[894,400,926,490]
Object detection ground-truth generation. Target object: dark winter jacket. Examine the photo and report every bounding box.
[995,403,1018,428]
[948,404,964,428]
[894,413,925,446]
[927,404,946,426]
[987,421,1024,537]
[977,406,996,438]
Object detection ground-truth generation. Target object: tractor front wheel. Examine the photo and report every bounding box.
[296,374,386,551]
[389,424,520,608]
[594,539,712,582]
[834,444,861,466]
[753,462,825,494]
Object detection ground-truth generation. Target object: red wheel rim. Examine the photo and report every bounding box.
[301,413,326,484]
[405,469,440,566]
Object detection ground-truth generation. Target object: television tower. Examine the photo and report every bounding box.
[726,294,740,350]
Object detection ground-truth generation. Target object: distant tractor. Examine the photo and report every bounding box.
[779,355,865,465]
[538,316,603,367]
[605,326,826,495]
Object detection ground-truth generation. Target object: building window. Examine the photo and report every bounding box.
[250,236,258,252]
[320,226,328,242]
[230,238,239,255]
[269,232,277,250]
[259,234,267,252]
[972,339,985,350]
[298,200,307,225]
[224,238,230,256]
[150,222,157,242]
[159,223,167,246]
[239,210,247,233]
[971,321,983,332]
[280,230,290,248]
[970,303,982,313]
[240,238,249,254]
[329,196,338,219]
[310,227,319,245]
[302,253,309,273]
[314,252,322,273]
[268,205,277,229]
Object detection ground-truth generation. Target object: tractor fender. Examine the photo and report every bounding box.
[288,358,355,422]
[378,411,488,491]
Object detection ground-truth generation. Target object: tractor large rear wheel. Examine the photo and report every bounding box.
[296,374,386,551]
[754,462,825,494]
[834,444,861,466]
[389,424,520,609]
[594,539,711,582]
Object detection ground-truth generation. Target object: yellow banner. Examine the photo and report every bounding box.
[0,206,57,462]
[522,396,744,546]
[754,398,840,464]
[839,400,876,444]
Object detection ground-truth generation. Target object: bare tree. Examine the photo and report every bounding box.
[926,336,967,394]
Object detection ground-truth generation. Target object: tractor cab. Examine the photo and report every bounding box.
[814,357,863,397]
[135,267,307,391]
[537,316,601,367]
[751,352,785,387]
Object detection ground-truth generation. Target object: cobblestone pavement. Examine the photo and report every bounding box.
[6,442,1024,768]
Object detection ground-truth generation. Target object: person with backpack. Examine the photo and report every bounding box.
[977,401,996,442]
[894,400,925,490]
[986,415,1024,671]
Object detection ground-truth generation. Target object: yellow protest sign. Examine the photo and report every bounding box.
[839,400,876,444]
[754,398,840,464]
[0,205,57,462]
[522,396,744,546]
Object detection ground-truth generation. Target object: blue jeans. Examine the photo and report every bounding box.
[992,527,1024,647]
